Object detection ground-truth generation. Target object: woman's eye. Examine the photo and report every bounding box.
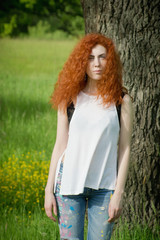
[89,56,94,60]
[100,55,106,59]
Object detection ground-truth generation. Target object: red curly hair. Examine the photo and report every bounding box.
[50,33,127,111]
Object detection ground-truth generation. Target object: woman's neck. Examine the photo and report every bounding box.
[84,78,98,94]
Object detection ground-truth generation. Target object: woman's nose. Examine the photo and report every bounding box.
[94,57,100,66]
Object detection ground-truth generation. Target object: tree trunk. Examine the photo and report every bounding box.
[81,0,160,228]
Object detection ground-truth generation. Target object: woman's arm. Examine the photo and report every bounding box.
[108,94,133,223]
[44,107,69,221]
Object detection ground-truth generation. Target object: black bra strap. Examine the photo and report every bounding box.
[116,92,125,127]
[67,102,75,124]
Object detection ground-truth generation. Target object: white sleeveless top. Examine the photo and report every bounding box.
[54,91,120,195]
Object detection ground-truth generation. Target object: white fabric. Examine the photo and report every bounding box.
[54,91,120,195]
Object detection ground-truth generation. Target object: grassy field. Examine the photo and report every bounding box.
[0,38,76,161]
[0,39,159,239]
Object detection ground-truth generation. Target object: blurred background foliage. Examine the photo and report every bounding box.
[0,0,85,39]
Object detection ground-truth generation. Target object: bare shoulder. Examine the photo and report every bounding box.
[57,107,69,128]
[123,94,132,105]
[121,94,133,131]
[121,94,133,114]
[57,106,67,118]
[56,107,69,147]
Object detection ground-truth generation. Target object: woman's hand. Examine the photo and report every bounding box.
[44,191,57,222]
[108,192,123,223]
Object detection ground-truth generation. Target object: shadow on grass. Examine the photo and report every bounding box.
[0,94,57,160]
[0,94,55,121]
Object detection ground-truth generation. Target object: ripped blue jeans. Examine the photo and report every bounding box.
[54,161,114,240]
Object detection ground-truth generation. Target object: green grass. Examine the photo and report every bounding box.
[0,38,159,239]
[0,209,159,240]
[0,208,60,240]
[0,38,77,162]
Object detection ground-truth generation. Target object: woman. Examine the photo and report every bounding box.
[45,33,133,240]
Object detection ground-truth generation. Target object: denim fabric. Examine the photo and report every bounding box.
[54,161,114,240]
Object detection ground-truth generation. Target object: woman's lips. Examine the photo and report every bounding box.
[93,70,101,73]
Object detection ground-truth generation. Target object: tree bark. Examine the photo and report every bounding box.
[81,0,160,228]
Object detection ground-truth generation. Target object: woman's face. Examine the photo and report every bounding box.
[86,44,107,81]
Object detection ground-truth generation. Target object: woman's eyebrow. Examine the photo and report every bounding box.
[89,53,106,57]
